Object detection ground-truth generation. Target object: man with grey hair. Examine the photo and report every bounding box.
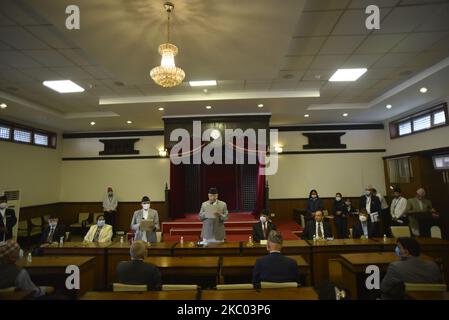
[116,240,162,290]
[406,188,439,237]
[252,230,299,285]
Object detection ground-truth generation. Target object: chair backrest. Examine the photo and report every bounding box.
[112,283,147,292]
[328,259,343,287]
[323,210,329,217]
[30,217,42,227]
[78,212,90,224]
[43,215,50,224]
[92,213,103,223]
[156,231,162,243]
[430,226,442,239]
[162,284,198,291]
[260,282,298,289]
[300,214,305,228]
[390,226,411,238]
[216,284,254,290]
[0,287,16,293]
[404,283,447,292]
[65,232,70,242]
[18,220,28,230]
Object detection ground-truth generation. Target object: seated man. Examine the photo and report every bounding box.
[352,209,379,239]
[116,240,162,290]
[84,215,112,243]
[40,215,66,246]
[252,211,276,243]
[0,240,54,298]
[380,237,443,299]
[252,230,299,285]
[301,210,332,240]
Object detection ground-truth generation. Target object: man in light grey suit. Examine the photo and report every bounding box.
[199,188,228,243]
[380,237,442,299]
[131,196,160,243]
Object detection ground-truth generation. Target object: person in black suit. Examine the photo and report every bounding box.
[252,230,299,285]
[0,195,17,242]
[252,211,276,242]
[342,198,357,216]
[40,216,66,246]
[352,209,379,239]
[333,193,347,238]
[301,210,333,240]
[116,240,162,290]
[359,185,381,218]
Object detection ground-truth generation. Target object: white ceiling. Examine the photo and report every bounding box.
[0,0,449,132]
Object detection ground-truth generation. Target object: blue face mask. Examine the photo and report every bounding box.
[97,220,105,227]
[395,246,401,257]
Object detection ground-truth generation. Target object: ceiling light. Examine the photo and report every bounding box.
[158,107,165,111]
[0,103,7,109]
[189,80,217,87]
[420,87,428,93]
[150,2,185,87]
[90,121,96,126]
[329,68,367,82]
[127,120,132,124]
[386,104,392,109]
[342,113,349,117]
[203,89,208,93]
[304,114,310,118]
[206,105,212,109]
[210,129,221,140]
[43,80,85,93]
[258,104,264,108]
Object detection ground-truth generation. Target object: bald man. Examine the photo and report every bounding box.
[406,188,438,237]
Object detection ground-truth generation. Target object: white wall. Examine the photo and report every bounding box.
[0,136,62,206]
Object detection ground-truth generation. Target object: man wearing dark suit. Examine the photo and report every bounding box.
[359,185,381,217]
[352,209,379,238]
[252,211,276,242]
[40,216,66,246]
[253,230,299,285]
[301,210,332,240]
[116,240,162,290]
[381,237,442,299]
[0,195,17,242]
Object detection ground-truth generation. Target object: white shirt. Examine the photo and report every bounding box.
[390,197,407,219]
[0,208,5,224]
[315,222,324,238]
[366,196,371,213]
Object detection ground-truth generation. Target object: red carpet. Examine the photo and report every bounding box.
[162,212,303,241]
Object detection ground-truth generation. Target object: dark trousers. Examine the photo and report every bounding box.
[335,216,348,239]
[104,210,117,231]
[380,209,391,236]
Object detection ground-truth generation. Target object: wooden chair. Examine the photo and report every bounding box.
[112,283,147,292]
[216,284,254,290]
[162,284,198,291]
[30,217,42,235]
[69,212,90,229]
[390,226,411,238]
[260,282,298,289]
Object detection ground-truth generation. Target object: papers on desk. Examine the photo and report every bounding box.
[140,219,154,231]
[260,240,268,245]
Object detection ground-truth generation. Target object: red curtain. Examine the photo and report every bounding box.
[254,162,265,217]
[169,161,185,219]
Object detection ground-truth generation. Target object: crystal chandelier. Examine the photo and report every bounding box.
[150,2,185,88]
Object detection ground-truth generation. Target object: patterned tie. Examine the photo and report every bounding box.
[93,227,102,242]
[317,222,323,238]
[47,227,54,243]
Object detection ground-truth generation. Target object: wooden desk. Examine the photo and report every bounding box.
[340,252,434,300]
[42,241,109,289]
[201,287,318,300]
[107,241,176,286]
[173,242,241,256]
[241,240,310,259]
[0,291,33,300]
[81,290,198,300]
[17,256,96,299]
[220,255,310,285]
[406,291,449,300]
[307,238,382,287]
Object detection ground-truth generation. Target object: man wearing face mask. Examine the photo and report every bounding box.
[406,188,439,237]
[252,211,277,243]
[0,195,17,242]
[199,188,228,244]
[352,209,379,239]
[380,237,442,299]
[103,187,118,232]
[131,196,160,243]
[390,187,408,227]
[359,185,381,222]
[40,216,65,247]
[84,215,113,242]
[333,193,347,238]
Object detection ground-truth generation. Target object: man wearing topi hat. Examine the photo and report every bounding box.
[199,187,228,244]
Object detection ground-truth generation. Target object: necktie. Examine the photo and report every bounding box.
[47,227,55,243]
[93,227,101,242]
[317,223,323,238]
[263,223,267,239]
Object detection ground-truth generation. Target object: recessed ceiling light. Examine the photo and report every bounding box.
[258,104,264,108]
[420,87,428,93]
[203,89,208,93]
[329,68,367,82]
[0,103,7,109]
[158,107,165,111]
[43,80,85,93]
[90,121,96,126]
[386,104,392,109]
[189,80,217,87]
[342,113,349,117]
[206,105,212,109]
[304,114,310,118]
[126,120,132,124]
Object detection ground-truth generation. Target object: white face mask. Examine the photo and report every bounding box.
[260,216,267,223]
[0,203,6,209]
[359,215,368,223]
[311,194,317,199]
[336,197,342,201]
[142,203,150,210]
[365,190,371,196]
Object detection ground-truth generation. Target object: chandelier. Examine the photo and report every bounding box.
[150,2,185,88]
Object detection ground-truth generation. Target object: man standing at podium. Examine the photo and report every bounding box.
[199,188,228,243]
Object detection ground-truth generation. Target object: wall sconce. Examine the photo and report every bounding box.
[273,144,283,153]
[158,147,167,157]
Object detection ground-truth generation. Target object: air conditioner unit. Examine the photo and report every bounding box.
[1,190,21,241]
